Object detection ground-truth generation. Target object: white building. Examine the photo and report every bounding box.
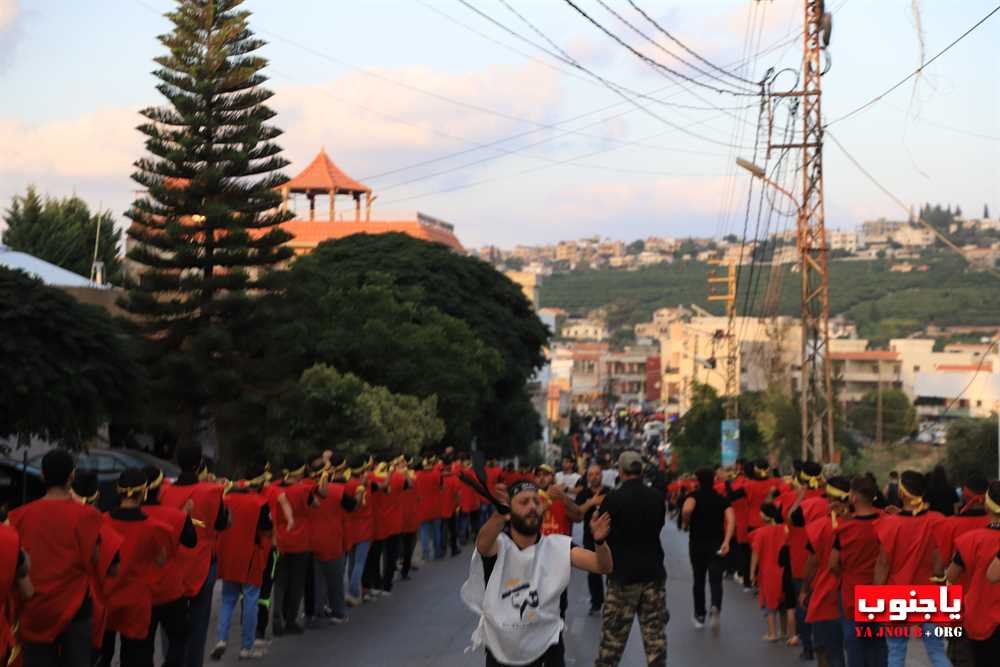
[828,230,859,253]
[561,318,610,341]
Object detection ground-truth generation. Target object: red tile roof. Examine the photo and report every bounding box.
[830,351,900,361]
[282,149,371,194]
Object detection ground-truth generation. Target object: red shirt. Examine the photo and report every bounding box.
[102,512,173,639]
[142,504,191,605]
[415,469,441,524]
[267,481,313,554]
[751,523,786,611]
[953,526,1000,640]
[934,510,990,582]
[541,493,572,536]
[90,522,124,650]
[218,490,271,586]
[805,514,841,623]
[745,478,781,531]
[310,483,347,562]
[832,513,882,614]
[458,468,480,514]
[440,474,461,520]
[380,472,406,537]
[876,510,945,586]
[485,466,502,499]
[401,477,421,534]
[10,498,102,643]
[160,481,223,595]
[728,476,750,543]
[0,525,20,658]
[345,478,374,547]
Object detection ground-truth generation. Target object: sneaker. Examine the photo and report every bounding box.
[380,589,393,598]
[238,648,264,660]
[345,594,361,607]
[708,607,720,633]
[252,639,270,651]
[328,614,349,625]
[210,641,226,661]
[693,615,705,629]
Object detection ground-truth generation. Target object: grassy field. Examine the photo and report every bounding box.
[538,255,1000,344]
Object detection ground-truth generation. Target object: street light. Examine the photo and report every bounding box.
[736,158,800,212]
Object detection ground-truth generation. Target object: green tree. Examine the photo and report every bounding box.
[276,273,503,450]
[504,256,525,270]
[3,187,123,283]
[288,233,549,457]
[944,417,998,482]
[0,267,140,449]
[121,0,293,455]
[274,364,444,459]
[626,239,645,255]
[984,204,990,219]
[847,389,916,443]
[754,387,802,464]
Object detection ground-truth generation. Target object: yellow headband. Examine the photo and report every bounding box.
[148,470,165,490]
[283,465,306,480]
[825,484,850,501]
[117,482,148,498]
[197,464,211,482]
[898,481,928,511]
[73,489,99,505]
[985,492,1000,514]
[799,472,822,489]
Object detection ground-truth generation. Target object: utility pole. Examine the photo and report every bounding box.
[708,257,739,419]
[768,0,835,462]
[875,360,883,447]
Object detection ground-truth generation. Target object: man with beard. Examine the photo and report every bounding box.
[461,481,612,667]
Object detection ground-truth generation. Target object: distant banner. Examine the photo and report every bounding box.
[721,419,740,467]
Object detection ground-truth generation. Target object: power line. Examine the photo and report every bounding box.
[624,0,757,86]
[827,131,1000,280]
[557,0,760,97]
[826,4,1000,127]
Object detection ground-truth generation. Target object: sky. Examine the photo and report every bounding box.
[0,0,997,249]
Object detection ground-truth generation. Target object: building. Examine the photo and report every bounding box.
[828,230,858,253]
[861,219,905,245]
[1,245,125,316]
[830,350,902,404]
[604,349,651,407]
[275,149,463,254]
[505,270,541,309]
[561,318,610,341]
[891,224,935,248]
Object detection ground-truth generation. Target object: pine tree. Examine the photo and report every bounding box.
[122,0,293,449]
[985,204,991,219]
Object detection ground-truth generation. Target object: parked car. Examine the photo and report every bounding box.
[21,448,180,511]
[0,459,45,514]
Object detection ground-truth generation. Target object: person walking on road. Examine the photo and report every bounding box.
[461,481,613,667]
[575,464,612,615]
[595,450,668,667]
[682,467,734,631]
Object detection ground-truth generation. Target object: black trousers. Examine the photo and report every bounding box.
[400,531,417,577]
[382,534,400,591]
[363,540,384,590]
[256,548,275,639]
[101,630,155,667]
[588,573,605,610]
[689,539,724,618]
[152,598,189,667]
[303,553,316,617]
[23,614,91,667]
[970,626,1000,667]
[274,551,308,628]
[446,515,459,555]
[486,638,565,667]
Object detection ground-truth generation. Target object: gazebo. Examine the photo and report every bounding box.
[279,148,372,222]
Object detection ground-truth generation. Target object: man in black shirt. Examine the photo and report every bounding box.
[682,467,734,631]
[596,451,667,667]
[575,464,612,615]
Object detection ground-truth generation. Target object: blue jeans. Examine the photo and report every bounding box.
[841,615,887,667]
[347,541,370,599]
[813,619,846,667]
[217,581,260,650]
[457,512,470,543]
[420,520,442,560]
[886,623,949,667]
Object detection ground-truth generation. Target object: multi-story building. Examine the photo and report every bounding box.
[891,224,935,248]
[561,318,609,341]
[828,230,859,253]
[505,270,541,309]
[831,350,902,404]
[861,219,905,245]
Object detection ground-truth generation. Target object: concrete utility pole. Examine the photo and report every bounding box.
[875,359,883,447]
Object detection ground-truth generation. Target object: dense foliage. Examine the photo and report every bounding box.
[0,267,139,448]
[3,187,122,283]
[944,417,999,483]
[846,388,916,443]
[121,0,293,454]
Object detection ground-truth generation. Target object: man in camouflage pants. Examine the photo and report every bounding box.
[596,451,668,667]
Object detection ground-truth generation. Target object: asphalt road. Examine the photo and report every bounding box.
[205,518,893,667]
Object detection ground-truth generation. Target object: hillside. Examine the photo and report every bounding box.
[538,255,1000,344]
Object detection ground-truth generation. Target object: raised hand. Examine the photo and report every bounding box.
[590,509,611,543]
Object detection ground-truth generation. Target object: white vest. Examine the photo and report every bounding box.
[461,533,572,665]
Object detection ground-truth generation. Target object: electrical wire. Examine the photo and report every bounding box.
[624,0,758,86]
[557,0,760,97]
[827,131,1000,280]
[826,3,1000,127]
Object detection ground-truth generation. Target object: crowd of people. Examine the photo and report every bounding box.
[669,460,1000,667]
[0,444,543,667]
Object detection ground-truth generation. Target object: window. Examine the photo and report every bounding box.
[913,365,920,372]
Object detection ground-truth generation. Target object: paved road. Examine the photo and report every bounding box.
[205,520,933,666]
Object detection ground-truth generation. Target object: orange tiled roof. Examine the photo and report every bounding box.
[935,363,993,373]
[830,351,900,361]
[279,219,463,252]
[282,149,371,194]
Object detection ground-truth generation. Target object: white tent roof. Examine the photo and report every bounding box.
[0,245,97,287]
